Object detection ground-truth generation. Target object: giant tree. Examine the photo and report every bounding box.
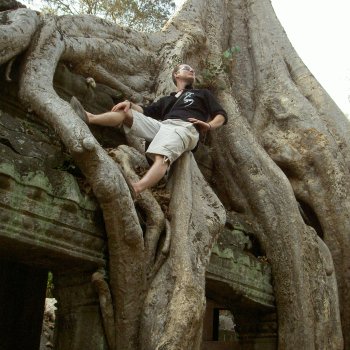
[1,0,348,349]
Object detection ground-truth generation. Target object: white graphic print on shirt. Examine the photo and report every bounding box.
[182,92,195,107]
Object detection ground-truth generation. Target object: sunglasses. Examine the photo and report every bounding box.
[177,65,195,73]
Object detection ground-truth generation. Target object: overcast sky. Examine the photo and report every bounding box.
[270,0,350,116]
[21,0,350,116]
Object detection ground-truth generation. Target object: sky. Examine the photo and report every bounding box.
[270,0,350,116]
[21,0,350,116]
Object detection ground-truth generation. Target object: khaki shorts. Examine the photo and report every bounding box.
[124,110,199,164]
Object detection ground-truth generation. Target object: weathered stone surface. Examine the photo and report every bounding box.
[0,171,106,269]
[53,270,108,350]
[207,224,274,309]
[0,109,106,269]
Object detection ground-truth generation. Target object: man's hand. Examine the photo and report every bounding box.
[187,118,211,132]
[188,114,225,131]
[111,100,132,112]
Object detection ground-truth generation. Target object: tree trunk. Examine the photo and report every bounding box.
[1,0,348,348]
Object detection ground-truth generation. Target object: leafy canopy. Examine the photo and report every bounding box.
[39,0,175,32]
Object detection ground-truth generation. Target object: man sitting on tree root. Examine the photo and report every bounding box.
[71,63,227,197]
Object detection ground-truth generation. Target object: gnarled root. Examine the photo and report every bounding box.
[92,269,115,350]
[108,145,168,279]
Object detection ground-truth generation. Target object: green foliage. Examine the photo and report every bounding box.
[46,271,54,298]
[201,62,225,88]
[197,46,241,90]
[40,0,175,32]
[222,46,240,72]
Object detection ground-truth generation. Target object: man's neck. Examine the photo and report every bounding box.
[176,81,192,92]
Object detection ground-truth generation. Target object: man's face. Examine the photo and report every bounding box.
[175,64,195,85]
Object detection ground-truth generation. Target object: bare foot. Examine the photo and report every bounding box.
[70,96,89,123]
[86,111,94,123]
[132,182,143,196]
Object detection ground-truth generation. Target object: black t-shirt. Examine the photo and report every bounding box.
[142,89,228,124]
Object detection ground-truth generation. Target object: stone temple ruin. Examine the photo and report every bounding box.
[0,61,276,350]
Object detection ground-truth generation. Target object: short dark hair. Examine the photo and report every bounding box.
[172,64,182,85]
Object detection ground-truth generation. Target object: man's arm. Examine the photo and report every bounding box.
[111,98,168,120]
[187,114,226,132]
[207,114,226,130]
[111,100,144,114]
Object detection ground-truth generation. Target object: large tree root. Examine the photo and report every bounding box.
[92,269,116,350]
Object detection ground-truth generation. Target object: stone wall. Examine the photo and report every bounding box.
[203,217,276,350]
[0,61,120,350]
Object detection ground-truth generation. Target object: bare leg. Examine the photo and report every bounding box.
[86,110,133,128]
[84,107,167,195]
[132,155,169,195]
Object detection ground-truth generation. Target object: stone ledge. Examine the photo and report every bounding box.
[0,172,105,270]
[206,229,275,309]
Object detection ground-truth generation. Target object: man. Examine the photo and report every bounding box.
[71,63,227,196]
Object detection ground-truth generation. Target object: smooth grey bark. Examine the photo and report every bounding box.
[1,0,348,349]
[0,8,39,65]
